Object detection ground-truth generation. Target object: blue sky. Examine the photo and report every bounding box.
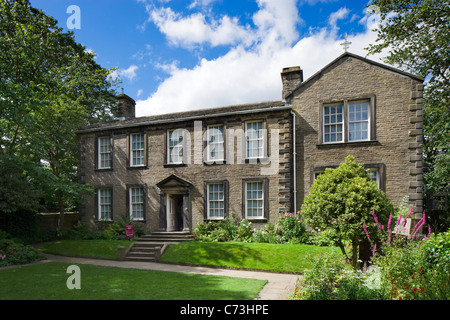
[30,0,386,116]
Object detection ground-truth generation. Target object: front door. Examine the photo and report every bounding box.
[166,194,183,231]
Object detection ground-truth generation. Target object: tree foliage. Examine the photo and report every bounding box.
[0,0,119,230]
[366,0,449,217]
[301,156,394,269]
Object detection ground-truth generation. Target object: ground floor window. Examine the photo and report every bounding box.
[98,189,112,221]
[244,180,264,219]
[311,163,384,190]
[129,187,144,221]
[206,182,225,219]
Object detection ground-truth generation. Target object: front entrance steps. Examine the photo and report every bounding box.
[124,231,193,262]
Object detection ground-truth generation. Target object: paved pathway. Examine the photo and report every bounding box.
[41,253,300,300]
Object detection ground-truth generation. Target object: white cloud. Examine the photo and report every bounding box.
[119,65,139,81]
[136,1,387,117]
[149,7,253,48]
[328,7,350,29]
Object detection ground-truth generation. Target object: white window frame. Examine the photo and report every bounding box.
[206,182,225,220]
[129,187,144,221]
[206,125,225,162]
[130,133,145,167]
[321,98,374,144]
[245,121,264,159]
[368,168,380,189]
[245,180,264,219]
[348,101,370,142]
[98,189,112,221]
[323,104,344,144]
[98,137,112,169]
[167,129,184,164]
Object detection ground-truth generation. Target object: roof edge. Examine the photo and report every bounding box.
[286,52,424,99]
[77,102,291,134]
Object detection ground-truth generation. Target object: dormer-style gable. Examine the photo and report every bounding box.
[282,52,423,102]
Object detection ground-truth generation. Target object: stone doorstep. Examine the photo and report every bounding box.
[123,232,193,262]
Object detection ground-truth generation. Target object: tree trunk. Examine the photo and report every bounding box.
[56,189,65,232]
[351,241,359,270]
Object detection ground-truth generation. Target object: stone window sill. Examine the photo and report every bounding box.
[316,140,379,149]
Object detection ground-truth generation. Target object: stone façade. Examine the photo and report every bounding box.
[77,52,424,232]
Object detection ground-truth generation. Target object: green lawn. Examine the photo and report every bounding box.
[38,240,134,259]
[0,262,267,300]
[161,241,340,273]
[38,240,340,274]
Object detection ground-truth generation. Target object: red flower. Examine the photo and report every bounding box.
[420,287,424,292]
[412,274,415,279]
[413,288,417,292]
[418,268,422,273]
[398,297,403,300]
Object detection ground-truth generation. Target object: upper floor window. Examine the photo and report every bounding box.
[323,105,343,143]
[321,98,374,144]
[348,101,370,142]
[167,129,184,164]
[245,121,265,159]
[98,137,112,169]
[130,133,145,167]
[206,125,224,162]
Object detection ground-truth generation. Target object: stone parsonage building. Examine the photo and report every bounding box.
[77,52,424,233]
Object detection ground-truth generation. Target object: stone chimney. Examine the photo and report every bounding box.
[281,66,303,100]
[117,93,136,120]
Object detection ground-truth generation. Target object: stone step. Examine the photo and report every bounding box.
[137,232,194,243]
[124,232,192,262]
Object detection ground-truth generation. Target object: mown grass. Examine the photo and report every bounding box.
[38,240,134,259]
[0,262,267,300]
[161,241,340,273]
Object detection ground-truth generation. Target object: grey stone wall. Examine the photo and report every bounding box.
[286,55,423,222]
[78,108,292,233]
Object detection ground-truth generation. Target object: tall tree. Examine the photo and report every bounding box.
[366,0,449,224]
[0,0,119,231]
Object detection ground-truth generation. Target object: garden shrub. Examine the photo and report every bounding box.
[58,216,145,241]
[235,219,254,242]
[372,228,450,300]
[194,218,237,242]
[0,236,43,267]
[253,221,283,243]
[280,213,306,243]
[292,251,387,300]
[301,156,394,269]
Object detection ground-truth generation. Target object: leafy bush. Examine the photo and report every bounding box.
[303,228,342,247]
[194,218,237,242]
[59,216,145,241]
[235,220,254,242]
[280,213,306,243]
[253,221,283,243]
[301,156,394,268]
[292,251,387,300]
[373,229,450,300]
[0,236,43,267]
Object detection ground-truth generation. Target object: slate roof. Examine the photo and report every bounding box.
[77,100,290,134]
